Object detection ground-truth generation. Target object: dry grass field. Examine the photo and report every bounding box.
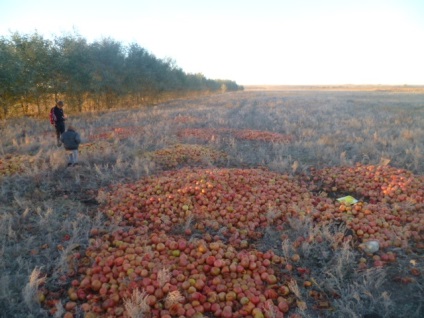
[0,88,423,318]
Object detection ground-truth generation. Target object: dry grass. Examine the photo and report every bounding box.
[123,289,150,318]
[23,267,46,310]
[164,290,184,309]
[0,89,423,317]
[157,267,171,287]
[269,211,424,318]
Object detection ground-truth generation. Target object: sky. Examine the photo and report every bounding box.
[1,0,424,85]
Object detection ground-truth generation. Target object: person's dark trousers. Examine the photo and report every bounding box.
[55,122,65,144]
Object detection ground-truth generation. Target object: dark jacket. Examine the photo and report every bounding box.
[60,128,81,150]
[52,106,65,124]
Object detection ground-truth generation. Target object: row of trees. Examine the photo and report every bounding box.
[0,32,243,118]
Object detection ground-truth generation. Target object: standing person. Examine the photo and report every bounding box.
[60,125,81,167]
[51,100,66,146]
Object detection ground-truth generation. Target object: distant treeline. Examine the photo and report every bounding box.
[0,32,243,118]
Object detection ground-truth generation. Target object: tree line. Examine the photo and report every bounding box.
[0,32,243,119]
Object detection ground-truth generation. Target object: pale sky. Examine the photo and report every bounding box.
[1,0,423,85]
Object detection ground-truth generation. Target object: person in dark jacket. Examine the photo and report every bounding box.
[52,101,67,146]
[60,125,81,167]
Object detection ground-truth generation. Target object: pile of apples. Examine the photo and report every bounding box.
[59,229,296,318]
[87,127,144,141]
[172,116,200,124]
[308,164,424,248]
[43,165,423,317]
[141,144,229,169]
[0,154,36,177]
[309,163,423,205]
[79,141,117,154]
[45,168,320,317]
[232,130,293,143]
[99,168,315,239]
[177,128,293,143]
[177,128,225,141]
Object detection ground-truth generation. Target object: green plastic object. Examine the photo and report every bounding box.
[337,195,358,205]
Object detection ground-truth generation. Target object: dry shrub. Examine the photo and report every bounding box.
[124,289,150,318]
[164,290,184,309]
[278,215,405,318]
[22,267,46,310]
[157,267,171,287]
